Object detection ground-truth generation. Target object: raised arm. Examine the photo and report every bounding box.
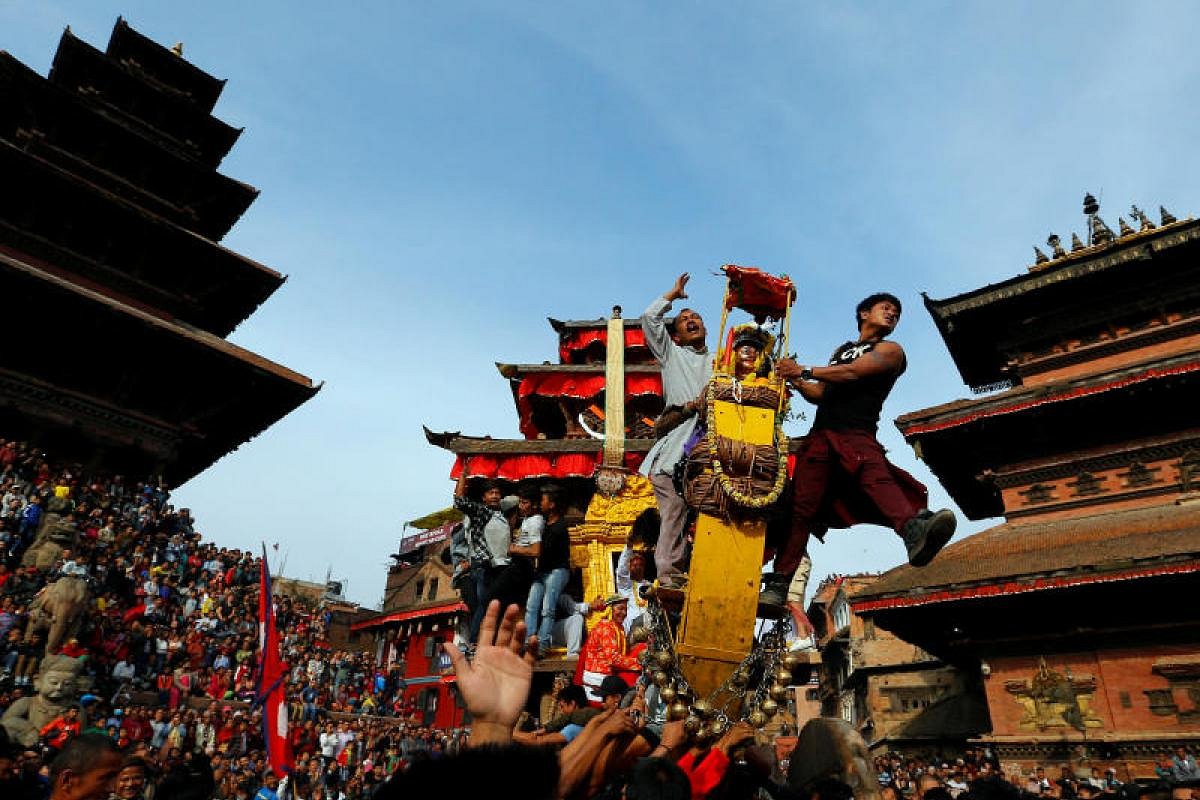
[642,273,690,361]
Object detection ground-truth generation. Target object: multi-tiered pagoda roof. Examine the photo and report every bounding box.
[0,19,318,483]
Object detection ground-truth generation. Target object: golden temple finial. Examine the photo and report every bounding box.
[1118,217,1135,237]
[1160,205,1177,225]
[1047,234,1066,258]
[1033,246,1049,264]
[171,42,184,57]
[1131,205,1155,231]
[1070,233,1086,252]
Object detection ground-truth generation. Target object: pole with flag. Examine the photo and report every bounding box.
[257,544,293,777]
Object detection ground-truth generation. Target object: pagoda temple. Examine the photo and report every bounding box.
[0,19,318,483]
[425,314,666,604]
[853,197,1200,775]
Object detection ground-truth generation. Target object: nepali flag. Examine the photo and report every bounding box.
[256,546,293,777]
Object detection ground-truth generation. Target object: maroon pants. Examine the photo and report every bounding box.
[775,429,922,575]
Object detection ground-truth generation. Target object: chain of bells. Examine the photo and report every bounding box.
[630,595,803,743]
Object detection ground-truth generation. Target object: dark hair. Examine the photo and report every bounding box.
[376,744,558,800]
[517,485,541,502]
[925,787,955,800]
[480,480,502,494]
[540,484,563,511]
[855,293,902,329]
[626,756,692,800]
[51,733,121,783]
[810,777,855,800]
[667,309,698,337]
[557,684,587,708]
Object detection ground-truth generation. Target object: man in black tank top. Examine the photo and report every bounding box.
[760,293,957,617]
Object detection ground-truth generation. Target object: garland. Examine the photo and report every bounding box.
[704,377,789,509]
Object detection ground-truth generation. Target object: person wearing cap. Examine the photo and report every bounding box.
[765,293,958,609]
[578,596,639,704]
[641,272,712,589]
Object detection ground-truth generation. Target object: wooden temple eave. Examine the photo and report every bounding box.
[922,217,1200,390]
[495,362,661,378]
[0,249,319,483]
[49,29,241,167]
[926,217,1200,321]
[106,17,227,113]
[1,142,281,336]
[424,433,656,455]
[851,503,1200,616]
[549,316,648,332]
[0,53,257,240]
[351,600,468,632]
[896,349,1200,438]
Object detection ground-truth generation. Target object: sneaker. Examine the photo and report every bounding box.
[902,509,957,567]
[758,573,791,607]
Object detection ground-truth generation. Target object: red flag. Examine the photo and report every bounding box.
[257,547,293,776]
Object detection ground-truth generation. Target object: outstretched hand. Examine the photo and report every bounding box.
[444,600,536,745]
[666,273,690,302]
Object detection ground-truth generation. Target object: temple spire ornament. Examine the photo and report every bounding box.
[1083,193,1114,245]
[1118,217,1135,237]
[1160,206,1178,225]
[1131,205,1156,231]
[1071,233,1086,252]
[1048,234,1066,258]
[1034,246,1049,264]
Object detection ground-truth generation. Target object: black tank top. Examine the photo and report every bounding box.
[811,339,905,433]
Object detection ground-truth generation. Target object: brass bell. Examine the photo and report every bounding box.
[774,669,793,686]
[654,651,674,669]
[730,669,750,687]
[660,686,677,704]
[692,699,713,718]
[668,701,689,721]
[683,715,702,734]
[761,698,779,717]
[783,652,803,671]
[638,650,652,666]
[747,710,768,729]
[693,728,713,745]
[709,719,727,738]
[769,683,788,701]
[653,670,670,687]
[629,627,649,645]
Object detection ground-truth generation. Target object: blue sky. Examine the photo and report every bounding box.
[5,3,1200,606]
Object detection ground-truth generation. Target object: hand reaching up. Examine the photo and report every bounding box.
[444,600,535,746]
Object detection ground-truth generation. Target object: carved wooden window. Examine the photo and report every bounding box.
[1121,462,1159,488]
[415,578,425,601]
[1144,689,1177,716]
[427,578,439,600]
[1069,472,1104,497]
[1020,483,1055,505]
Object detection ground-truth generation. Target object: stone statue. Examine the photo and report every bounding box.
[21,514,79,572]
[26,576,91,655]
[1,654,84,746]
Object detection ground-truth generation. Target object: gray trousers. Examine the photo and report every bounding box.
[650,473,689,579]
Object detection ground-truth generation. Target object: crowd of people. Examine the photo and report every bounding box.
[0,437,472,800]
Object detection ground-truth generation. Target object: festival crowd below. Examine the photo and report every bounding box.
[0,424,1196,800]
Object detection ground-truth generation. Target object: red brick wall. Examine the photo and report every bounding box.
[984,645,1200,737]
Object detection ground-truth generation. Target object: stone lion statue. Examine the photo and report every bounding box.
[21,514,79,572]
[1,654,84,746]
[26,575,91,655]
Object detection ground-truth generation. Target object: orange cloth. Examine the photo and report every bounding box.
[580,618,639,675]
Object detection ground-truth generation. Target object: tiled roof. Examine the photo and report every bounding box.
[852,503,1200,610]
